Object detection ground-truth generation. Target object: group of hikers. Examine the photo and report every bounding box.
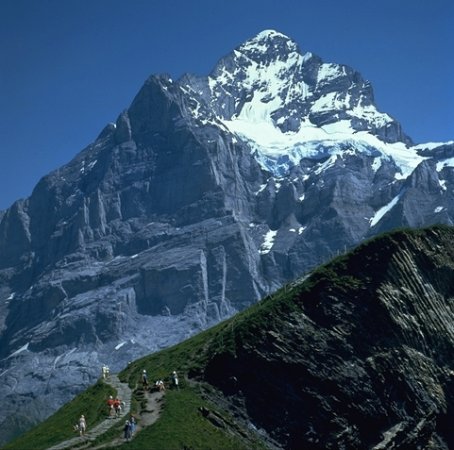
[107,395,137,441]
[75,412,137,441]
[123,416,137,441]
[74,366,181,441]
[101,364,110,379]
[141,368,179,391]
[107,395,125,418]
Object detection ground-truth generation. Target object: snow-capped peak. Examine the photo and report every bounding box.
[248,29,291,42]
[203,30,406,141]
[206,30,312,125]
[237,29,301,62]
[181,30,416,177]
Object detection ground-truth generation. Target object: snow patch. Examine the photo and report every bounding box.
[314,155,337,175]
[87,160,97,170]
[222,112,424,178]
[8,343,29,358]
[255,184,267,195]
[312,92,345,112]
[370,192,404,227]
[115,341,127,351]
[317,63,346,84]
[259,230,278,254]
[80,160,97,174]
[372,157,383,172]
[414,141,454,151]
[436,157,454,171]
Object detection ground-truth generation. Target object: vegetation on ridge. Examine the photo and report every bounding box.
[4,225,453,449]
[2,381,114,450]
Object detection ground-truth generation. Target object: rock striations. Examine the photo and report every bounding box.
[198,226,454,449]
[0,29,453,442]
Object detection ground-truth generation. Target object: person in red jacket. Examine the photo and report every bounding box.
[107,395,115,418]
[114,398,122,417]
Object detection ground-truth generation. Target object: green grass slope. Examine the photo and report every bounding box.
[2,380,115,450]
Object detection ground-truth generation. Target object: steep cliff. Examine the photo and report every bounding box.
[196,226,454,448]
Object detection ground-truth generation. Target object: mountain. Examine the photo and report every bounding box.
[0,29,453,443]
[6,226,454,449]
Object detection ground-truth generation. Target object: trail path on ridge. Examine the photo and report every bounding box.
[89,389,165,449]
[46,374,132,450]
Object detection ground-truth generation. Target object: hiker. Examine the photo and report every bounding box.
[142,369,149,390]
[114,398,122,417]
[101,364,110,379]
[155,379,166,392]
[79,414,86,436]
[130,415,136,435]
[171,370,179,389]
[107,395,115,418]
[124,419,132,441]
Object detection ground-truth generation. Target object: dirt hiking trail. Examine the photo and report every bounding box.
[46,376,164,450]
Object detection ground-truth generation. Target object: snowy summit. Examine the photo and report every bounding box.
[176,29,432,179]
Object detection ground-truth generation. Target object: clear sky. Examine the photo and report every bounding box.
[1,0,453,210]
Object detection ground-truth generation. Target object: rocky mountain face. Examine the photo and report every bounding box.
[0,29,453,442]
[197,226,454,449]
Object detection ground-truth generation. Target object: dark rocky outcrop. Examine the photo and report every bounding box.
[199,226,454,449]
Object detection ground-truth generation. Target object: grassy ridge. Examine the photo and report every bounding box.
[102,387,262,450]
[6,225,451,449]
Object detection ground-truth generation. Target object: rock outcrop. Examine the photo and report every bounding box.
[199,226,454,449]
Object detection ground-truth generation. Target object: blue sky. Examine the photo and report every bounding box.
[1,0,453,210]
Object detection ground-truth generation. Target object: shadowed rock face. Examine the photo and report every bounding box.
[201,227,454,449]
[0,30,453,443]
